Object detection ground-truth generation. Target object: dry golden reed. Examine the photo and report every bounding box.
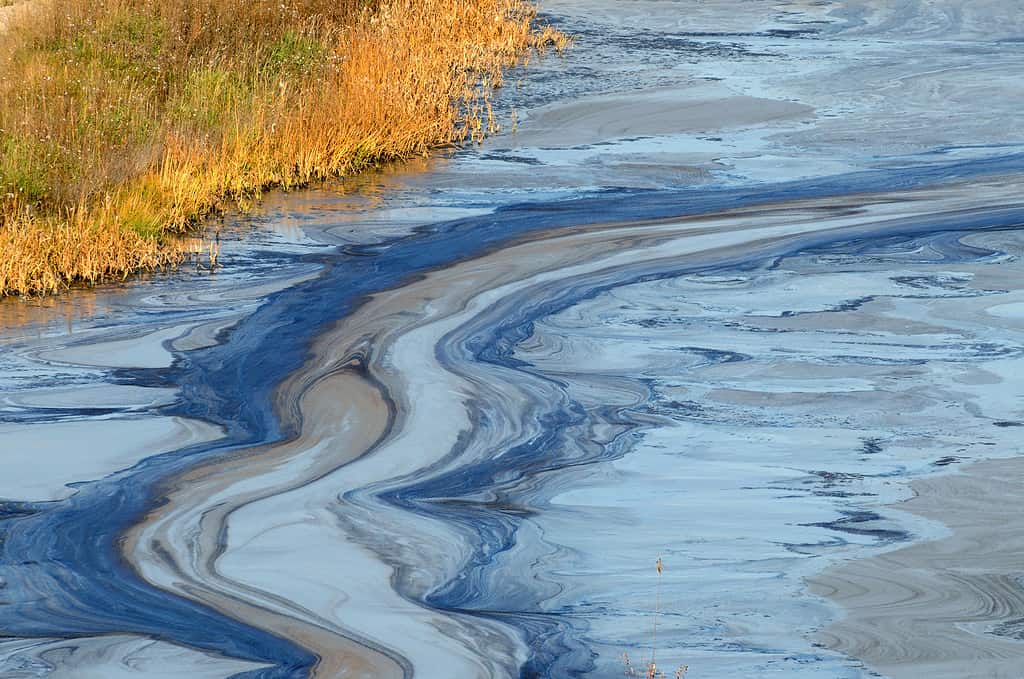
[0,0,568,295]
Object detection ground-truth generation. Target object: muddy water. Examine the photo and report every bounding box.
[2,2,1024,678]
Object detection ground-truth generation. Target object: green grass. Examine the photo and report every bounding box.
[0,0,568,295]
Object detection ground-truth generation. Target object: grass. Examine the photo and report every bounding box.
[0,0,568,296]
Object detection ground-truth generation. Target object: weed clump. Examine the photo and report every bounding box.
[623,557,690,679]
[0,0,568,295]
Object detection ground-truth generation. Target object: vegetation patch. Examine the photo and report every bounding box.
[0,0,568,295]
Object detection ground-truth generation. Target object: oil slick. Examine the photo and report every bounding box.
[2,1,1024,679]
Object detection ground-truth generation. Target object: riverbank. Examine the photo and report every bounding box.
[0,0,565,296]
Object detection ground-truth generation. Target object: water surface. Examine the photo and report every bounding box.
[2,2,1023,678]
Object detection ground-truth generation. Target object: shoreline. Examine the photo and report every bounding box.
[809,455,1024,678]
[0,0,566,297]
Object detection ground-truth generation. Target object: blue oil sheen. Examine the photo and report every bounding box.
[0,154,1023,678]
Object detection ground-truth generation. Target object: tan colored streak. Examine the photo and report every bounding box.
[124,371,403,679]
[809,457,1024,678]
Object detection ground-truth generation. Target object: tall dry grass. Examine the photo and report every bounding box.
[0,0,567,295]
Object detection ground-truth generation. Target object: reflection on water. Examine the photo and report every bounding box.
[0,288,112,337]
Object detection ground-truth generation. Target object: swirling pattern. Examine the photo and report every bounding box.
[3,1,1024,678]
[809,458,1024,679]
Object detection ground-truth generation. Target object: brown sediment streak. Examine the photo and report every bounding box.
[514,85,813,148]
[120,223,679,677]
[124,371,405,679]
[121,178,1023,677]
[809,457,1024,678]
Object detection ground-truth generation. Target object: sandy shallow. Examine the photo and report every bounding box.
[810,457,1024,678]
[513,83,813,148]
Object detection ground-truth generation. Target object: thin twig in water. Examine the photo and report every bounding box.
[623,558,688,679]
